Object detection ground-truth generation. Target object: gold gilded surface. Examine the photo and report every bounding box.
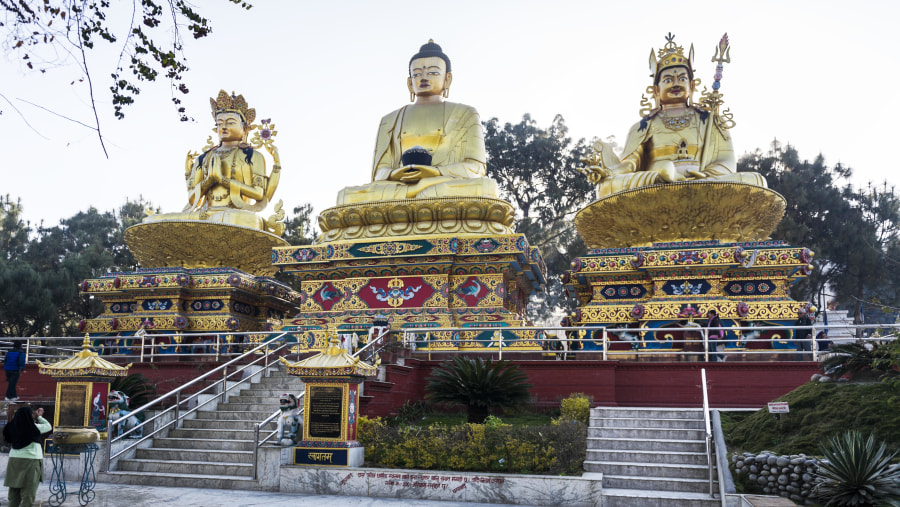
[579,34,765,198]
[336,40,499,205]
[579,300,806,324]
[574,181,785,248]
[143,90,286,235]
[317,197,514,242]
[38,335,130,377]
[125,220,288,276]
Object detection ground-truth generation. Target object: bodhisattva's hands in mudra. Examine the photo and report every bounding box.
[390,165,442,183]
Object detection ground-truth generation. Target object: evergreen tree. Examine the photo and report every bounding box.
[484,114,594,323]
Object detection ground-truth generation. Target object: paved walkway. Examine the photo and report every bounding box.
[1,482,514,506]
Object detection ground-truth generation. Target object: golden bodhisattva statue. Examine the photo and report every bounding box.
[336,40,499,205]
[145,90,285,234]
[581,34,765,197]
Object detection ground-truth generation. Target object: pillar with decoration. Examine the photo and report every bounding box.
[279,330,377,467]
[36,335,131,438]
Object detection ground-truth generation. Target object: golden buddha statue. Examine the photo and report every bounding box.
[144,90,285,234]
[582,34,765,197]
[336,40,498,205]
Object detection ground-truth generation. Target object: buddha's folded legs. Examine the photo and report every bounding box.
[416,177,499,199]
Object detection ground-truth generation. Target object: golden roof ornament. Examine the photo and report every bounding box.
[37,335,131,379]
[210,90,256,124]
[278,328,377,377]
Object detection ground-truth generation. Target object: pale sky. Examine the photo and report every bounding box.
[3,0,898,231]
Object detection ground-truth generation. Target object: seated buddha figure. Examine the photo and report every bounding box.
[144,90,283,233]
[583,34,765,197]
[336,40,498,205]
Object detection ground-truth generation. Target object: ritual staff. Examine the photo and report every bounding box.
[3,406,51,507]
[337,40,498,204]
[583,34,765,197]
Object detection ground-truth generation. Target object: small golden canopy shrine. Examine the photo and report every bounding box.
[37,336,131,379]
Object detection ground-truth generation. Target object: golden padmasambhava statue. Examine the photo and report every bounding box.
[145,90,285,234]
[582,33,765,198]
[336,40,499,205]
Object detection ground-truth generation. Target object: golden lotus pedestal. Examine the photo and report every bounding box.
[124,220,289,277]
[574,181,786,248]
[274,198,547,351]
[565,181,813,356]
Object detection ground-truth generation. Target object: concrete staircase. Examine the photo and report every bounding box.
[102,367,303,490]
[585,407,721,506]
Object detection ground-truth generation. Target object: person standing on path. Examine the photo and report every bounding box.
[4,341,26,401]
[3,406,51,507]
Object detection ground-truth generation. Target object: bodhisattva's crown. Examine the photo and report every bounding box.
[649,33,694,80]
[209,90,256,124]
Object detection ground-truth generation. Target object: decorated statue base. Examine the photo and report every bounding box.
[574,181,786,248]
[565,239,814,353]
[273,216,547,350]
[125,221,288,277]
[280,338,377,467]
[79,266,301,350]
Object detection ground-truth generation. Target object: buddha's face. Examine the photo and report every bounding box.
[655,66,693,106]
[216,112,245,143]
[407,56,451,98]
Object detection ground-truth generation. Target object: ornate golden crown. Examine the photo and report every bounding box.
[209,90,256,124]
[649,33,694,79]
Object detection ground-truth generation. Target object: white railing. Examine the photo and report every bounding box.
[701,368,715,498]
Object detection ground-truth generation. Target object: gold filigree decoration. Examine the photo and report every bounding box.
[574,181,786,248]
[317,197,515,242]
[124,221,288,276]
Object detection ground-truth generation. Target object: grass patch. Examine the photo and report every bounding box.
[726,381,900,456]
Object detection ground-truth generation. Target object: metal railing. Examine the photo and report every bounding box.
[105,332,291,474]
[701,368,715,498]
[398,323,900,362]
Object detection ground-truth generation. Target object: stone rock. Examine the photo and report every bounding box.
[750,465,758,473]
[776,457,790,467]
[802,473,812,482]
[790,494,803,502]
[791,458,803,465]
[761,470,770,476]
[790,473,799,481]
[758,476,768,485]
[778,474,789,485]
[810,373,822,381]
[736,460,744,469]
[748,474,757,482]
[768,456,778,466]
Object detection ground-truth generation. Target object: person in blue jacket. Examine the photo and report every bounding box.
[4,341,26,401]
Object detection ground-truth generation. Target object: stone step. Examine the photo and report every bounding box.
[587,427,706,440]
[237,388,301,397]
[592,407,704,419]
[117,458,254,477]
[136,447,254,463]
[584,460,710,480]
[152,437,255,452]
[195,410,272,421]
[100,471,265,491]
[587,437,706,453]
[221,402,281,412]
[587,449,709,466]
[168,427,256,440]
[225,394,284,404]
[182,418,276,431]
[600,474,716,494]
[590,417,706,430]
[602,488,720,507]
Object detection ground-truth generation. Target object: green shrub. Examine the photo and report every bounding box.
[559,393,592,424]
[357,417,586,475]
[425,357,532,423]
[812,430,900,506]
